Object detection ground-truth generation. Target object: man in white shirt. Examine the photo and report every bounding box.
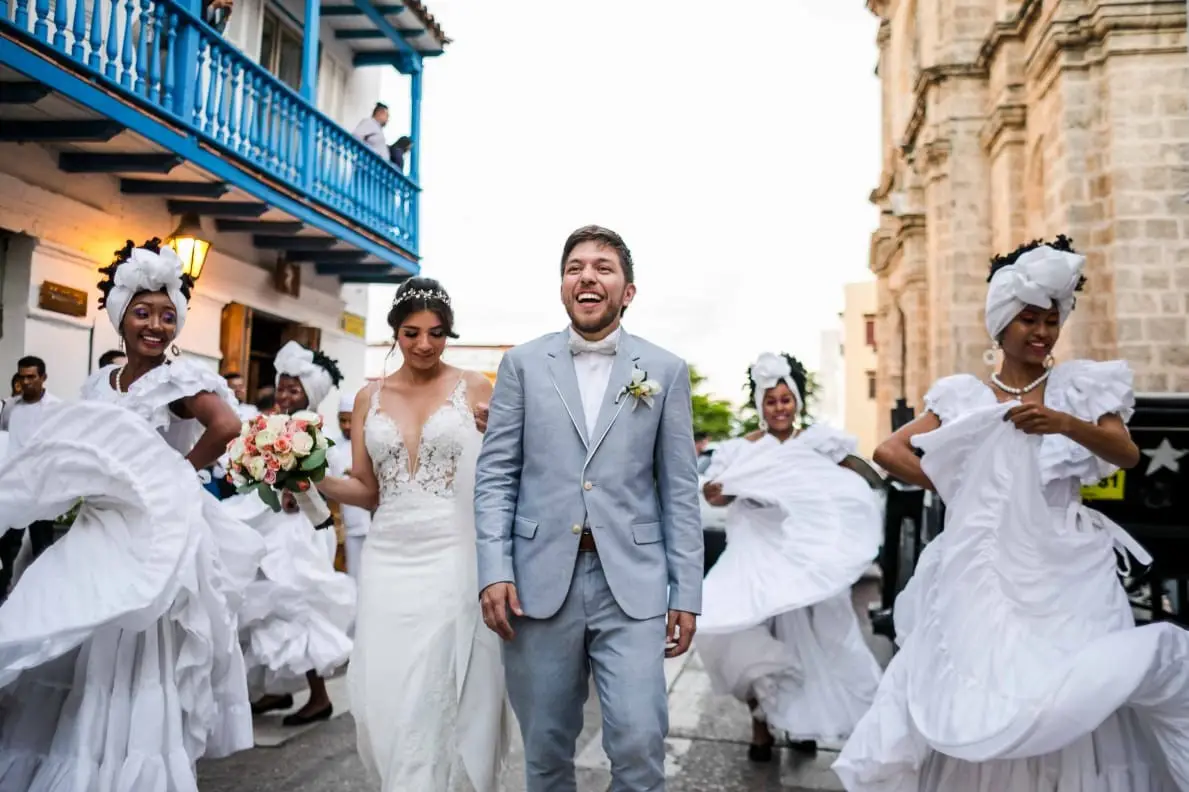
[327,392,370,586]
[0,356,63,598]
[352,102,391,161]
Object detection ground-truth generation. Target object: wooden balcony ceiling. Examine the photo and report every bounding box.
[321,0,450,61]
[0,66,410,283]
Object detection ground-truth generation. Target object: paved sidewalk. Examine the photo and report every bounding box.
[198,581,889,791]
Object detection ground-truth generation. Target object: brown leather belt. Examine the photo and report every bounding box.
[578,530,597,553]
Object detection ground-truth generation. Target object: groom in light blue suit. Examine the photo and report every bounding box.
[474,225,703,792]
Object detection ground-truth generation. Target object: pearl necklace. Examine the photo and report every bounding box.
[991,369,1051,395]
[114,365,127,395]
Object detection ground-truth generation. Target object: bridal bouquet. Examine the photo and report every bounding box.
[226,411,334,524]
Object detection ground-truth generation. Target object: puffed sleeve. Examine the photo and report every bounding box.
[797,423,859,464]
[1042,360,1136,485]
[922,374,990,425]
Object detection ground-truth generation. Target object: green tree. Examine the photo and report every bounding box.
[688,365,736,440]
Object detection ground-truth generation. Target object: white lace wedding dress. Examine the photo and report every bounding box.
[351,378,514,792]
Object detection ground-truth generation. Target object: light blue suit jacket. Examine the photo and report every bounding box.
[474,329,703,621]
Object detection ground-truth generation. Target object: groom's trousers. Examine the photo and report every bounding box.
[504,552,668,792]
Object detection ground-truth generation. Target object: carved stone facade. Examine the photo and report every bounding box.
[867,0,1189,438]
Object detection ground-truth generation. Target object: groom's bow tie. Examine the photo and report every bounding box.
[569,336,617,356]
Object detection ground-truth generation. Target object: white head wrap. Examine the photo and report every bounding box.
[274,341,335,409]
[105,245,189,335]
[338,391,355,415]
[984,245,1085,340]
[749,352,803,420]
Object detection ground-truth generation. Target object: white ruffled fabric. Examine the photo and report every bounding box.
[834,361,1189,791]
[219,493,355,695]
[697,426,883,744]
[0,401,264,792]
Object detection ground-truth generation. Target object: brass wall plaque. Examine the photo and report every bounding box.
[38,281,88,318]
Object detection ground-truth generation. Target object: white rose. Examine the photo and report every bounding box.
[643,379,661,395]
[278,452,297,471]
[290,431,315,456]
[255,429,278,450]
[246,455,267,481]
[630,369,647,386]
[228,438,246,463]
[230,470,247,487]
[292,410,322,427]
[266,414,289,434]
[315,432,329,450]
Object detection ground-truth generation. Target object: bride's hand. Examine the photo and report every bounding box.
[474,402,489,434]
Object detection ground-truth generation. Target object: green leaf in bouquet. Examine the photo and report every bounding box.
[309,466,326,483]
[255,482,282,512]
[300,448,327,472]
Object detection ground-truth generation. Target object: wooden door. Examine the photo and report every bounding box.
[281,324,322,351]
[220,303,252,377]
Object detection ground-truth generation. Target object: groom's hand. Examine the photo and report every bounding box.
[480,582,523,641]
[666,610,696,658]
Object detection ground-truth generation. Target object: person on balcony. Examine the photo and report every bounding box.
[389,136,412,172]
[0,239,265,790]
[834,237,1189,790]
[353,103,391,161]
[698,352,883,762]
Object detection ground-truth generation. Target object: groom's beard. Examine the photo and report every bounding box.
[569,305,622,337]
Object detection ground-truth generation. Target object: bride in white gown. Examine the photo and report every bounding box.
[318,278,514,791]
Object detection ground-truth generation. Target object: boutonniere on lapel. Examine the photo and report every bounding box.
[616,367,662,410]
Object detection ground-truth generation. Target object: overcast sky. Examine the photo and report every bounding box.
[367,1,882,402]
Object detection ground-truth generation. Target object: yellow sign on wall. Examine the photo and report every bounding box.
[1082,470,1125,501]
[341,312,366,338]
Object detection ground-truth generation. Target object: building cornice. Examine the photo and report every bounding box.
[979,103,1028,155]
[900,63,986,155]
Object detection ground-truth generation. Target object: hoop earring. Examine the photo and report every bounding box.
[1044,354,1056,370]
[171,344,181,357]
[383,340,397,380]
[758,418,768,432]
[118,336,125,352]
[983,341,1000,367]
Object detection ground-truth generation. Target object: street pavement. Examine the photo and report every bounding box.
[197,580,889,792]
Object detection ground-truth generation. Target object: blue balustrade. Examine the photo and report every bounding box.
[1,0,419,253]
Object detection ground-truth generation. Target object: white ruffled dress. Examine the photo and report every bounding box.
[0,360,265,792]
[834,360,1189,791]
[220,433,355,696]
[697,424,884,745]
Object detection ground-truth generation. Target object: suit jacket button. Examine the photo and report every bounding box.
[583,481,593,491]
[572,524,582,534]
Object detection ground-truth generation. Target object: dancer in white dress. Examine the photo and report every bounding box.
[0,239,264,791]
[318,278,514,792]
[698,352,882,761]
[222,341,355,726]
[834,237,1189,791]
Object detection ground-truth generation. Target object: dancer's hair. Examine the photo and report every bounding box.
[987,234,1086,290]
[97,238,195,310]
[746,353,809,420]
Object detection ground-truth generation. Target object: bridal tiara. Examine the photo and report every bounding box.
[392,288,451,307]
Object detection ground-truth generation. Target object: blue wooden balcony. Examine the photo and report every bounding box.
[0,0,445,282]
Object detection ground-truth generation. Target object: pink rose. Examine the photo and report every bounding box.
[293,420,309,432]
[255,416,268,430]
[263,469,277,485]
[296,479,311,492]
[273,435,292,454]
[265,454,281,472]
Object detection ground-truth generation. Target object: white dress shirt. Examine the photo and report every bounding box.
[569,327,621,439]
[352,117,390,160]
[0,391,61,457]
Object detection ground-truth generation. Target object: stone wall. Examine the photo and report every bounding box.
[867,0,1189,434]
